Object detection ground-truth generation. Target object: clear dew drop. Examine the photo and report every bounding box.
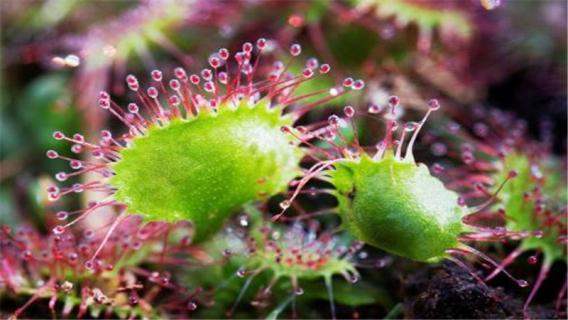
[64,54,80,67]
[368,104,381,114]
[84,229,95,239]
[52,226,65,235]
[279,200,291,210]
[427,99,440,110]
[187,301,198,311]
[290,43,302,56]
[56,211,69,221]
[271,231,281,240]
[328,115,340,126]
[344,105,355,118]
[55,172,68,182]
[349,274,359,284]
[388,96,400,107]
[404,122,418,132]
[46,150,58,159]
[67,252,78,262]
[84,260,94,270]
[239,215,249,227]
[352,79,365,90]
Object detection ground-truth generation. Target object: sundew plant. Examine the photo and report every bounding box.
[1,0,566,319]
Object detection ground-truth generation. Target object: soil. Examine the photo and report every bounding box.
[403,261,559,319]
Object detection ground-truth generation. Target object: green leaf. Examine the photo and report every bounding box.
[111,101,302,242]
